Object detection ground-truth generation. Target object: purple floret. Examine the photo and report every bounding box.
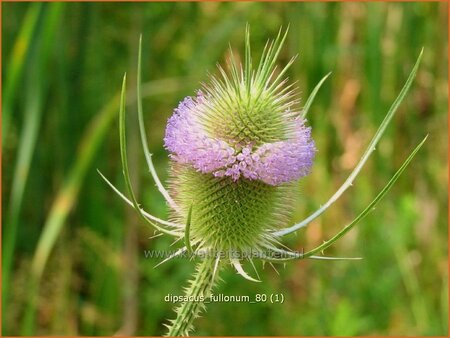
[250,119,315,185]
[164,93,316,186]
[164,93,236,173]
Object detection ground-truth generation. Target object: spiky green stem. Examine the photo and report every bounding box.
[166,258,219,336]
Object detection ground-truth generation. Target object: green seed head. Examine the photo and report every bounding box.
[169,164,296,255]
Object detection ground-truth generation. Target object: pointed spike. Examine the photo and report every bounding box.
[308,255,363,261]
[301,72,332,118]
[230,258,261,282]
[212,255,221,280]
[258,251,300,263]
[184,204,194,254]
[269,262,280,275]
[170,235,184,247]
[153,247,187,269]
[148,233,163,240]
[248,258,261,280]
[244,23,252,96]
[266,55,298,94]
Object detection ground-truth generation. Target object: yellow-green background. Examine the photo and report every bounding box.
[2,2,448,336]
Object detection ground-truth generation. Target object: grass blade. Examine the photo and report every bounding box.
[2,3,42,143]
[21,95,120,336]
[2,3,65,334]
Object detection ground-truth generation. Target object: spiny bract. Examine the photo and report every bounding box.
[163,28,315,257]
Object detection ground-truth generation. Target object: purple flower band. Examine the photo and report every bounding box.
[164,93,316,186]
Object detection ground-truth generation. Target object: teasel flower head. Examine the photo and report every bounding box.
[163,27,316,263]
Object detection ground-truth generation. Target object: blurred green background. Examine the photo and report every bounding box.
[2,2,448,336]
